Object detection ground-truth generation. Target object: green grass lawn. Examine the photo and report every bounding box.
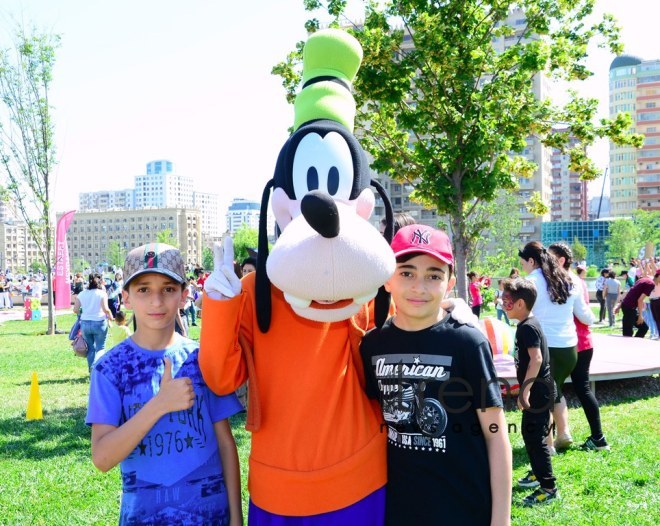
[0,312,658,525]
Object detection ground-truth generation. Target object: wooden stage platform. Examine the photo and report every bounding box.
[494,333,660,392]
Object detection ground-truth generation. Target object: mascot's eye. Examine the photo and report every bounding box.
[292,132,354,201]
[328,167,339,195]
[307,167,319,191]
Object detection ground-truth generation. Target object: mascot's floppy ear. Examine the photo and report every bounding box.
[371,179,393,328]
[256,179,274,333]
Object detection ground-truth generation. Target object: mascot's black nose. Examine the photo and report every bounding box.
[301,191,340,238]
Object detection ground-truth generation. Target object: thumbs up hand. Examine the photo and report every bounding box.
[156,358,195,413]
[204,235,242,300]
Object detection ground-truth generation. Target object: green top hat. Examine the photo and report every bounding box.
[293,28,363,132]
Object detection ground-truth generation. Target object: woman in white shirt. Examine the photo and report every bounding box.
[73,272,112,371]
[519,241,594,453]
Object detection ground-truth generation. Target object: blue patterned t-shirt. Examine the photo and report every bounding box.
[86,335,243,525]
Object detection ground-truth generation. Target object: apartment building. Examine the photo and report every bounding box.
[63,208,202,268]
[609,55,660,214]
[0,220,42,272]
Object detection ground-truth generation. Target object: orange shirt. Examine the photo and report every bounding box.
[199,272,386,516]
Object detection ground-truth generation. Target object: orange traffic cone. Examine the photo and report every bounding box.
[26,371,43,420]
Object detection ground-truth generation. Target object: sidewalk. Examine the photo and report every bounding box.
[0,308,74,325]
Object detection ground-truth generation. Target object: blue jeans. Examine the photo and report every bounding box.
[185,304,196,325]
[496,308,510,325]
[81,319,108,370]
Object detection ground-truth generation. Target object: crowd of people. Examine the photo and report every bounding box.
[3,220,658,523]
[594,257,660,338]
[0,270,48,309]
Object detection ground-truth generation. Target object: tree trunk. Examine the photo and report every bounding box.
[450,171,469,301]
[45,207,55,335]
[46,263,54,335]
[452,218,470,302]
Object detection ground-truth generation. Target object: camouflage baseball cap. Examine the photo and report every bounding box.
[123,243,186,287]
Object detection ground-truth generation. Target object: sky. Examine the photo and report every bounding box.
[0,0,658,220]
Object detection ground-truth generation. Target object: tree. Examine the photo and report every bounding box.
[0,29,60,334]
[29,260,46,273]
[72,257,90,273]
[275,1,643,299]
[633,209,660,251]
[462,190,521,274]
[232,224,259,263]
[202,246,214,272]
[607,218,640,263]
[572,236,587,264]
[106,240,126,269]
[156,228,178,247]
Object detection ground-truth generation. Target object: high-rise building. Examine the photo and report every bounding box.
[609,55,660,214]
[134,160,194,209]
[78,189,135,211]
[550,136,588,222]
[226,198,260,234]
[78,160,220,240]
[193,191,221,240]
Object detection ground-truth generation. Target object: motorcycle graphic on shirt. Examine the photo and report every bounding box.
[382,380,447,437]
[373,353,451,439]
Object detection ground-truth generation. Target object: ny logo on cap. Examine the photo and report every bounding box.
[411,229,431,245]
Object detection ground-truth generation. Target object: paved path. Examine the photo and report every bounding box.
[0,308,75,325]
[494,332,660,391]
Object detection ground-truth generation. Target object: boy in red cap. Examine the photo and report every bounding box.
[360,224,512,526]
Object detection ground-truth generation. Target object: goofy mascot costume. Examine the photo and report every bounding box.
[200,29,394,524]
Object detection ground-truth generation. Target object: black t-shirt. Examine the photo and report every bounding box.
[361,316,503,526]
[514,316,554,408]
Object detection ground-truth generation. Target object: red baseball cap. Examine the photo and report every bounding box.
[390,224,454,266]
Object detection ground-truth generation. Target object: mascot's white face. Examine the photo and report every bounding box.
[267,127,396,322]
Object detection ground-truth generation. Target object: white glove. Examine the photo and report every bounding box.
[204,236,242,300]
[441,297,479,328]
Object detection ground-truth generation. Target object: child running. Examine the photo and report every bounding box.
[502,278,559,506]
[360,224,511,525]
[86,243,243,525]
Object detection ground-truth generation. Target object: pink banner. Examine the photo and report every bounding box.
[54,210,76,309]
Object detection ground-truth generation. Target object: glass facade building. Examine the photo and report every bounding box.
[541,219,613,268]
